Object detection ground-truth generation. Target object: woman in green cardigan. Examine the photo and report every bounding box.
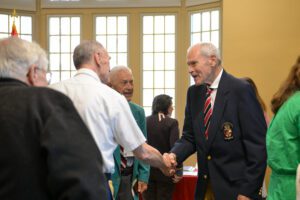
[267,56,300,200]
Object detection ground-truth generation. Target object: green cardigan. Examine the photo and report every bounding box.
[267,91,300,200]
[112,101,150,200]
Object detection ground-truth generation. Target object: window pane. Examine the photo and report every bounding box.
[154,89,165,97]
[117,53,127,66]
[211,11,219,30]
[154,34,164,52]
[0,14,8,32]
[118,35,127,52]
[49,36,60,52]
[61,17,70,35]
[50,54,60,70]
[165,53,175,70]
[96,17,106,34]
[202,32,210,42]
[154,16,164,34]
[165,15,175,34]
[49,17,59,35]
[143,16,153,34]
[165,35,175,52]
[107,17,117,34]
[61,54,71,70]
[154,71,164,88]
[61,36,70,53]
[211,31,219,48]
[143,53,153,70]
[165,71,175,88]
[143,35,153,52]
[154,53,164,70]
[143,71,153,88]
[191,13,200,32]
[118,16,127,34]
[107,35,117,52]
[71,36,80,52]
[143,89,153,106]
[191,33,201,45]
[71,17,80,34]
[202,12,210,31]
[20,16,32,34]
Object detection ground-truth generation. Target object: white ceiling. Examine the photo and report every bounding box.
[0,0,219,11]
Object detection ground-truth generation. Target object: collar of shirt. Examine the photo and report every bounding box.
[210,68,223,90]
[75,68,101,82]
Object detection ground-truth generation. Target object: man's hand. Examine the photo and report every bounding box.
[237,194,251,200]
[161,153,177,176]
[137,181,148,193]
[172,174,182,183]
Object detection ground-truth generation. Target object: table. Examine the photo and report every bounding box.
[172,175,197,200]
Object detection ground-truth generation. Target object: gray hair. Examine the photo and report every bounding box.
[0,37,48,79]
[109,65,132,82]
[73,40,105,69]
[190,42,222,66]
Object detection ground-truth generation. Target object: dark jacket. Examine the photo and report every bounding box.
[0,78,107,200]
[171,71,267,200]
[147,114,180,182]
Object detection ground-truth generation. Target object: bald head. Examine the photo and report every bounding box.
[109,66,134,101]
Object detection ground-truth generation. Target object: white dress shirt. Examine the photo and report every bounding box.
[50,68,146,173]
[209,68,223,110]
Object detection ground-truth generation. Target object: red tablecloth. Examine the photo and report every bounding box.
[172,175,197,200]
[139,175,197,200]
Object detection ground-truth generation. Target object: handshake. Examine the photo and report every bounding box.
[160,153,178,176]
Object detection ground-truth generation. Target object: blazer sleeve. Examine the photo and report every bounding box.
[41,96,107,200]
[171,87,197,164]
[137,107,150,183]
[238,84,267,198]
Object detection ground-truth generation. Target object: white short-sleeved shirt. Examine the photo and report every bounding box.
[49,68,146,173]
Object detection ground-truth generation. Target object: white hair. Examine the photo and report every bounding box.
[0,37,48,80]
[109,65,132,82]
[189,42,222,66]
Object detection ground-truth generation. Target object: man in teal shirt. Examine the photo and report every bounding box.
[109,66,150,200]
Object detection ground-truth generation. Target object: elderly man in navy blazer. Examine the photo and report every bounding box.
[167,42,267,200]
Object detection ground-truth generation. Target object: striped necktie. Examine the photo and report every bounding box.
[120,146,127,170]
[204,85,213,139]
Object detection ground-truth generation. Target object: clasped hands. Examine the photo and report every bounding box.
[160,153,178,177]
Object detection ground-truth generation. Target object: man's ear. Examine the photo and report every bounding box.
[209,55,217,67]
[27,65,38,86]
[94,51,101,67]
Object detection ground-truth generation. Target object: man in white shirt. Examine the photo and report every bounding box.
[50,41,175,198]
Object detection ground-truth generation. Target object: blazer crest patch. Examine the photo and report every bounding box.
[222,122,234,141]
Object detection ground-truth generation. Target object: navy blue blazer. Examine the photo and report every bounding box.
[171,71,267,200]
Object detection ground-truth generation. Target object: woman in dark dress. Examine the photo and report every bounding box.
[142,94,182,200]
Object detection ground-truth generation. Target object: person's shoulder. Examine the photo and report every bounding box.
[165,116,179,124]
[129,101,144,111]
[222,71,251,91]
[33,86,74,104]
[287,91,300,106]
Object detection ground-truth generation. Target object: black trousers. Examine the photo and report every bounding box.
[142,180,175,200]
[117,167,134,200]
